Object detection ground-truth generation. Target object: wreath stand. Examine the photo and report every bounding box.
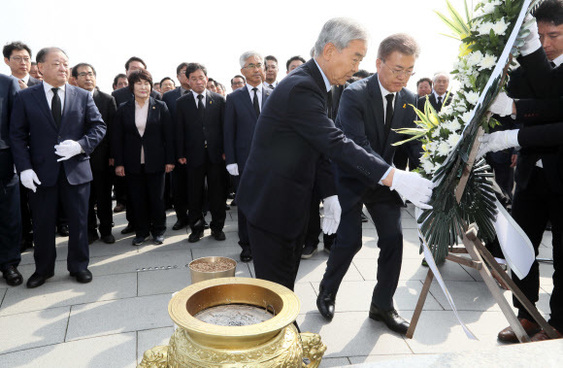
[405,128,559,342]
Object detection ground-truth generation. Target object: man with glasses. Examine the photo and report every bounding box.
[417,72,451,112]
[3,42,40,90]
[317,33,423,335]
[224,51,270,263]
[230,75,245,91]
[73,63,117,245]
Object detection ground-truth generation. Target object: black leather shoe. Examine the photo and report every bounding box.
[369,305,409,335]
[211,230,226,241]
[301,244,317,259]
[172,219,188,231]
[316,287,335,321]
[2,266,23,286]
[132,235,149,246]
[70,269,93,283]
[101,234,116,244]
[240,247,252,262]
[88,231,99,245]
[27,272,54,288]
[153,235,165,245]
[57,225,69,237]
[121,223,135,235]
[188,229,204,243]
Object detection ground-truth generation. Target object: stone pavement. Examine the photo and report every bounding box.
[0,203,555,367]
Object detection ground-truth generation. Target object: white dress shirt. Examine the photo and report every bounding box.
[135,99,149,164]
[43,81,66,112]
[246,83,264,111]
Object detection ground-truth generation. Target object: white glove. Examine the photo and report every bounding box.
[20,169,41,193]
[226,163,239,176]
[390,170,434,210]
[54,140,83,162]
[321,195,341,235]
[489,92,514,117]
[477,130,520,158]
[520,15,541,56]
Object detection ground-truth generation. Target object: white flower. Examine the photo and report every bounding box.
[440,103,454,116]
[465,91,480,106]
[492,19,509,36]
[461,111,473,123]
[479,54,497,70]
[477,22,494,36]
[437,141,451,156]
[443,119,462,132]
[446,133,461,148]
[421,159,434,174]
[431,128,441,138]
[454,101,467,113]
[467,50,484,67]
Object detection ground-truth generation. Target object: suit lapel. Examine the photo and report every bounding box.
[367,74,386,151]
[384,89,408,149]
[60,84,75,129]
[31,83,58,130]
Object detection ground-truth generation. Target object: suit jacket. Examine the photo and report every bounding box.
[224,85,270,171]
[27,75,41,87]
[336,74,421,205]
[237,59,391,240]
[10,83,106,186]
[505,51,563,193]
[112,86,161,108]
[162,87,186,120]
[0,74,20,179]
[175,90,225,168]
[417,92,452,112]
[90,88,117,171]
[112,97,174,174]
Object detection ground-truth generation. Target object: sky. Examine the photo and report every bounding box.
[0,0,471,93]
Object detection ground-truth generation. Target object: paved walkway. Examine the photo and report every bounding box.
[0,203,555,367]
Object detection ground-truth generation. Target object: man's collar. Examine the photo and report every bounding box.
[433,90,446,99]
[552,53,563,67]
[246,83,263,93]
[313,59,331,92]
[43,81,66,94]
[376,75,394,98]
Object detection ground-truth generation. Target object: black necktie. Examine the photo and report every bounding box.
[197,94,204,119]
[268,84,274,90]
[327,90,334,120]
[385,93,394,132]
[550,61,556,68]
[52,87,62,127]
[253,87,260,117]
[437,96,443,106]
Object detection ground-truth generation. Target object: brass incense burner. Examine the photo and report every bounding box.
[138,277,326,367]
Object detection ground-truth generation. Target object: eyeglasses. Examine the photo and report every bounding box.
[11,56,30,63]
[77,72,95,78]
[382,61,415,77]
[232,81,245,86]
[243,63,263,70]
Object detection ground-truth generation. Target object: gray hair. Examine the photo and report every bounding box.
[313,18,368,57]
[433,72,449,83]
[377,33,420,60]
[239,51,263,68]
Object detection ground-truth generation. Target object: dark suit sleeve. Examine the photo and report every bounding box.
[516,97,563,125]
[313,156,336,199]
[107,95,118,159]
[160,103,175,165]
[175,101,185,160]
[287,82,390,184]
[77,93,106,155]
[517,48,561,97]
[112,106,124,167]
[518,122,563,148]
[224,96,236,165]
[9,92,32,173]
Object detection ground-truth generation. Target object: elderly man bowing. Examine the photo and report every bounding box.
[10,47,106,288]
[237,18,434,292]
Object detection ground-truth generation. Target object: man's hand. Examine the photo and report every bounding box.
[54,140,83,162]
[226,163,239,176]
[520,15,541,57]
[322,195,341,235]
[20,169,41,192]
[115,166,125,177]
[165,164,175,173]
[477,130,520,158]
[489,92,514,117]
[388,169,434,209]
[178,158,187,165]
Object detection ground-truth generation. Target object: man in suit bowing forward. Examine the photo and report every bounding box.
[237,19,434,292]
[10,47,106,288]
[224,51,270,263]
[176,63,227,243]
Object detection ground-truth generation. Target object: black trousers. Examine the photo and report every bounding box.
[126,167,166,238]
[512,167,563,331]
[320,198,403,310]
[29,169,90,275]
[0,173,21,271]
[171,163,188,222]
[19,183,32,240]
[187,155,226,232]
[88,167,113,236]
[248,221,304,291]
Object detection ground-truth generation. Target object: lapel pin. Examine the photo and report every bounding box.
[402,103,406,109]
[152,106,156,110]
[209,100,213,105]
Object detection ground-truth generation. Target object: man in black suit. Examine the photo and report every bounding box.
[162,62,191,231]
[236,18,434,293]
[3,41,39,251]
[318,34,423,335]
[478,1,563,342]
[224,51,271,262]
[0,73,23,287]
[111,56,161,235]
[10,47,106,288]
[73,63,117,245]
[176,63,227,243]
[417,72,451,111]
